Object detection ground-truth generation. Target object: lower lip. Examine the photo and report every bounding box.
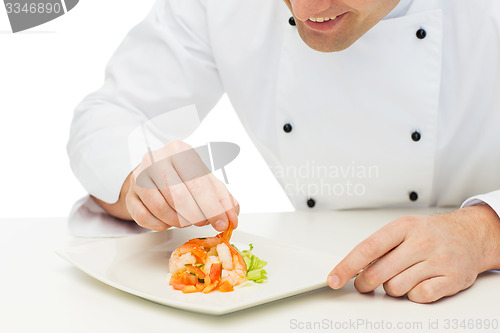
[303,13,347,32]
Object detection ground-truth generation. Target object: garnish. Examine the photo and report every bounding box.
[234,244,268,283]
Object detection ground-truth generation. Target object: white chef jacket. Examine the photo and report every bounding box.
[67,0,500,219]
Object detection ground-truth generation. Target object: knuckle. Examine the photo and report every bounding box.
[463,273,477,288]
[125,193,134,209]
[400,215,416,224]
[166,189,205,224]
[416,236,438,252]
[383,279,405,297]
[186,177,209,195]
[168,140,182,150]
[361,266,380,288]
[231,195,240,208]
[132,209,149,227]
[147,199,164,217]
[358,238,379,258]
[414,283,435,303]
[136,212,168,231]
[219,196,233,211]
[211,176,228,190]
[168,140,190,153]
[164,210,181,227]
[353,275,371,293]
[392,216,414,229]
[168,185,188,205]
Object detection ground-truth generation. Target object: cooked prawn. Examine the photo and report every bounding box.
[168,222,247,293]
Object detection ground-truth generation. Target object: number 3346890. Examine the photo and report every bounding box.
[5,2,62,14]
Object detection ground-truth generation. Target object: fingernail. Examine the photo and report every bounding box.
[214,220,227,231]
[328,274,340,289]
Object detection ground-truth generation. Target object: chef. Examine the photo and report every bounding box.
[68,0,500,303]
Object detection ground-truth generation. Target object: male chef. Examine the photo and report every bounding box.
[68,0,500,303]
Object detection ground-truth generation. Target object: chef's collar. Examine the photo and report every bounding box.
[383,0,414,20]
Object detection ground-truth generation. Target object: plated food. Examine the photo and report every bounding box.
[168,222,267,293]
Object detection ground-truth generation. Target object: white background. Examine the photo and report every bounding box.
[0,0,293,218]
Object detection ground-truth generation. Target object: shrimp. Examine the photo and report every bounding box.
[218,243,247,286]
[168,222,247,293]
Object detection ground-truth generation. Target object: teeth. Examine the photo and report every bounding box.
[309,16,337,23]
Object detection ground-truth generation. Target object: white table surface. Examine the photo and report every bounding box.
[2,208,500,333]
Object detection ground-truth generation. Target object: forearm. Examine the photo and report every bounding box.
[92,173,133,221]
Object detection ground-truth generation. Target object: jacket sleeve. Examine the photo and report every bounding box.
[67,0,223,203]
[461,190,500,219]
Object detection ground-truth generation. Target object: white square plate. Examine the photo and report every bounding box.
[57,227,339,315]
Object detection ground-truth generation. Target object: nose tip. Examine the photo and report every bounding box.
[290,0,333,21]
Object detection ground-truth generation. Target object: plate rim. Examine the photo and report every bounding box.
[57,229,338,315]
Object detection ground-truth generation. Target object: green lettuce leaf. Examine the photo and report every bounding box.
[233,243,268,283]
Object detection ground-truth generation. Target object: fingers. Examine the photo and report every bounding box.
[354,240,424,293]
[132,161,195,228]
[382,261,433,297]
[171,148,238,231]
[328,219,409,289]
[134,185,195,229]
[126,191,172,231]
[407,276,462,303]
[129,141,240,232]
[209,177,240,229]
[388,265,477,303]
[327,213,483,303]
[153,159,207,226]
[182,176,231,229]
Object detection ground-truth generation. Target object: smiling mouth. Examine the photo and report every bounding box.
[303,13,347,32]
[308,16,338,23]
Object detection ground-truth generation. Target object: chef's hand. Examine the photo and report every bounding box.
[327,205,500,303]
[92,140,239,232]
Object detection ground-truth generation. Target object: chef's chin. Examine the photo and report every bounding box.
[296,26,357,52]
